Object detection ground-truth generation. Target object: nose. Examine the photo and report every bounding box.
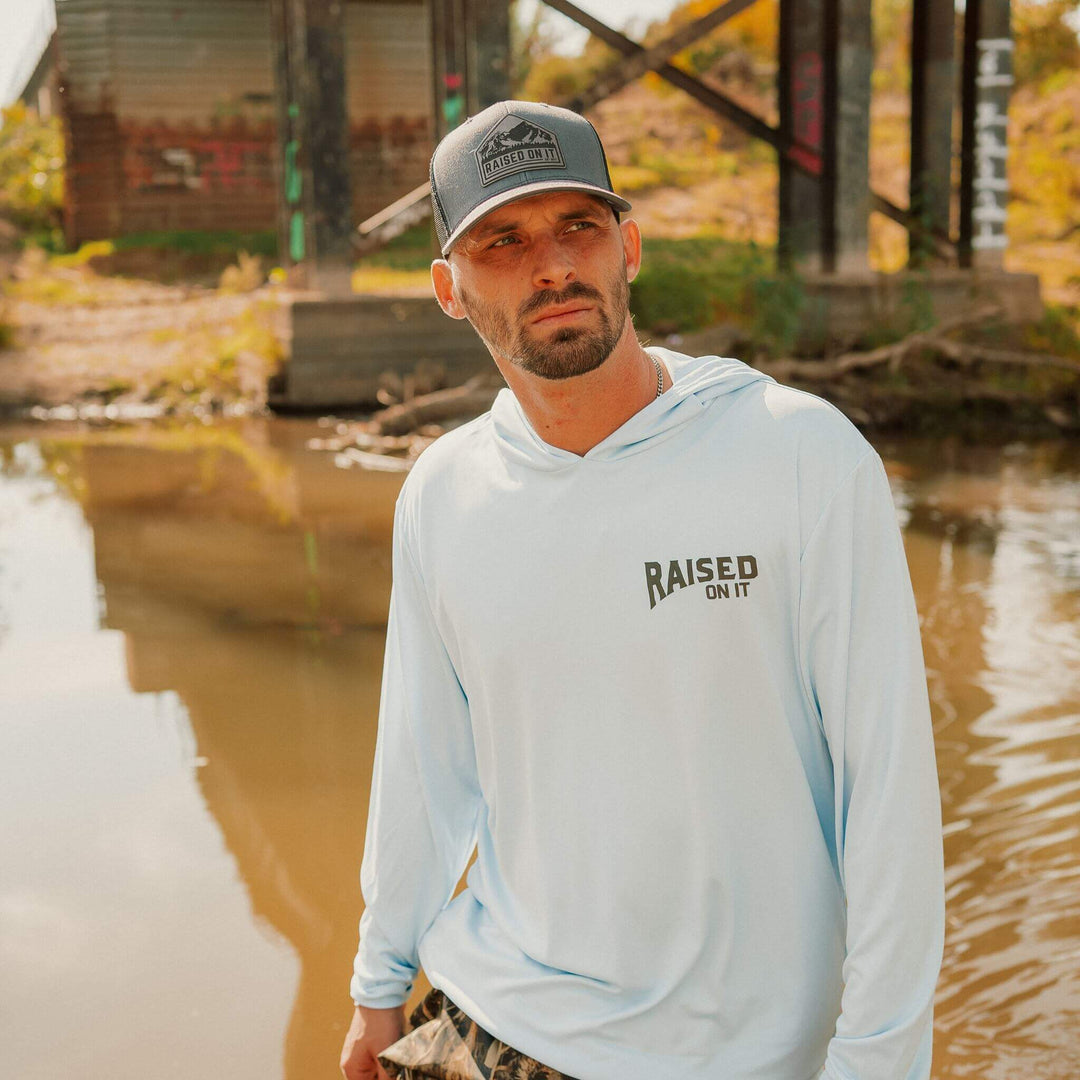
[530,232,576,290]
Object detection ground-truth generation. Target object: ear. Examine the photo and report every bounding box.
[431,259,468,320]
[620,218,642,284]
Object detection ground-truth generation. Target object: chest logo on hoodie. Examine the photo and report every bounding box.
[645,555,758,610]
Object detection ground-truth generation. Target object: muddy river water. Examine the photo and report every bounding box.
[1,418,1078,1079]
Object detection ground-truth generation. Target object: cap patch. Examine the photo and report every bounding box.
[475,114,566,186]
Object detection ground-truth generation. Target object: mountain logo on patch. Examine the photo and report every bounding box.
[475,114,566,185]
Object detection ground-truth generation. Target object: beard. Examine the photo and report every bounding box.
[459,267,631,381]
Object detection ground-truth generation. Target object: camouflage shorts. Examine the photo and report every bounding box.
[377,986,578,1080]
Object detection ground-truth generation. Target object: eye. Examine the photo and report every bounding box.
[565,220,595,233]
[489,234,519,249]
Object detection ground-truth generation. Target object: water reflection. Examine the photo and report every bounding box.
[880,437,1080,1079]
[1,424,1078,1079]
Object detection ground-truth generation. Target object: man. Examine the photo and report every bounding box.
[341,100,944,1080]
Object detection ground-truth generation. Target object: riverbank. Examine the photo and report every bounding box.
[1,248,1078,444]
[0,248,287,419]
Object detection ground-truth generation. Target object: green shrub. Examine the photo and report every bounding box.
[358,222,438,271]
[631,237,773,333]
[112,229,278,258]
[1024,303,1080,360]
[747,273,808,356]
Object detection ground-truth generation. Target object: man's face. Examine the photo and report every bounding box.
[438,191,638,381]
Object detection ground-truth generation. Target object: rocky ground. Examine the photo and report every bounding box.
[0,249,288,418]
[1,249,1078,446]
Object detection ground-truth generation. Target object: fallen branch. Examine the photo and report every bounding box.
[312,304,1078,469]
[755,304,1075,383]
[931,338,1080,375]
[334,447,413,472]
[366,374,501,436]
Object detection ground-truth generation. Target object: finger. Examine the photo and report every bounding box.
[341,1052,378,1080]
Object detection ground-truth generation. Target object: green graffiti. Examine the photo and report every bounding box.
[290,210,305,262]
[442,94,464,128]
[285,139,301,204]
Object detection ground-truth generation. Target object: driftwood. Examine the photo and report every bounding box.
[757,306,1008,382]
[365,374,501,436]
[760,305,1080,384]
[312,308,1079,469]
[930,337,1080,374]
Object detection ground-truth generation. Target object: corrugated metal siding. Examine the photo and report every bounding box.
[344,2,435,221]
[109,1,277,123]
[56,0,434,244]
[56,2,113,112]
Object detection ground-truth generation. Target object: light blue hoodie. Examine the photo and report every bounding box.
[351,350,944,1080]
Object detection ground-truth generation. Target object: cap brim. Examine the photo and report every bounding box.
[441,180,633,255]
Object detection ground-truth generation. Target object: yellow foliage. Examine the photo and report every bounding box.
[655,0,778,69]
[1008,69,1080,245]
[608,165,666,192]
[218,251,265,293]
[51,240,115,268]
[0,101,64,232]
[1013,0,1080,87]
[350,266,432,294]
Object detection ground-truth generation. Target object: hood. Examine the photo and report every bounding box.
[490,348,774,470]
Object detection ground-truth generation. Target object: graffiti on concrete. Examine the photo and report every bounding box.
[790,51,823,176]
[972,37,1013,251]
[122,123,275,194]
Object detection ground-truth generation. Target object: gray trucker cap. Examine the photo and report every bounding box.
[429,100,632,255]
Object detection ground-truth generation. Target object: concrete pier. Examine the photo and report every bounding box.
[792,268,1042,351]
[274,294,492,410]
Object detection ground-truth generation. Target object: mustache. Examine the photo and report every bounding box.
[519,282,604,320]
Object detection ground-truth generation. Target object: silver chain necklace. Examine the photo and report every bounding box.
[651,356,664,399]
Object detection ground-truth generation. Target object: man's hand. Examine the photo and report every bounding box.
[340,1003,405,1080]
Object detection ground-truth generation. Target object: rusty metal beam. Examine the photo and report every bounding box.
[542,0,787,155]
[910,0,956,264]
[285,0,354,294]
[779,0,827,269]
[830,0,873,273]
[871,193,954,261]
[545,0,957,258]
[270,0,298,268]
[359,0,955,260]
[567,0,763,113]
[467,0,512,113]
[358,0,810,251]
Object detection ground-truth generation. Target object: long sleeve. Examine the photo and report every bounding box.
[799,450,945,1079]
[350,494,482,1008]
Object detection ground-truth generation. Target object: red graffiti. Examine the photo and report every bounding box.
[791,51,823,175]
[201,140,246,190]
[119,123,275,194]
